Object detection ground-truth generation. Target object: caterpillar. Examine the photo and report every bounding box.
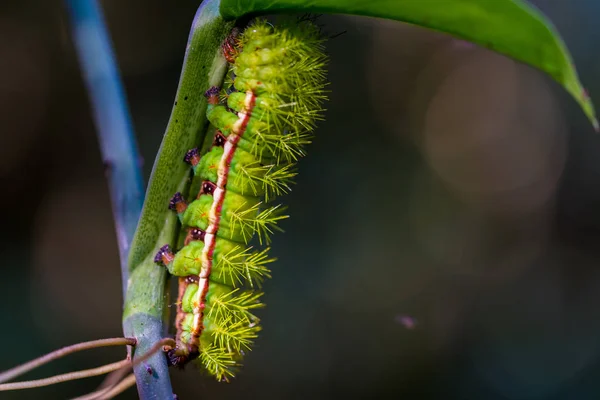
[153,18,328,381]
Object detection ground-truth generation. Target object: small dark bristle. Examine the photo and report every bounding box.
[144,363,153,375]
[184,148,199,164]
[213,131,226,147]
[200,181,217,196]
[166,349,185,368]
[154,245,172,265]
[189,228,206,242]
[165,348,198,369]
[169,192,184,211]
[204,86,220,99]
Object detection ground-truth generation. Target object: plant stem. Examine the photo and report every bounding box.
[64,0,145,298]
[96,338,176,395]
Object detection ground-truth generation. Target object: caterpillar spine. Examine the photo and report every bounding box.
[154,18,327,381]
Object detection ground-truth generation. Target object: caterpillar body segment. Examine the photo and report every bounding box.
[158,237,273,288]
[154,19,327,381]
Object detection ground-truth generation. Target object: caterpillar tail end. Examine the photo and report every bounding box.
[165,347,199,369]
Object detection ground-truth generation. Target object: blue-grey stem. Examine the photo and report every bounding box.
[64,0,144,297]
[64,1,173,398]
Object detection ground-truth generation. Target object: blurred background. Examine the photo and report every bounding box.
[2,0,600,398]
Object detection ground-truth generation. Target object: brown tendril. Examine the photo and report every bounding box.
[0,360,130,391]
[0,337,136,384]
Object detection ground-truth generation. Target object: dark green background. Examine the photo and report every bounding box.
[2,0,600,398]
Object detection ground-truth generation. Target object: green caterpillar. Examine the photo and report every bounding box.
[154,19,328,381]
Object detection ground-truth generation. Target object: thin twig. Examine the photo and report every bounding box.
[0,360,130,391]
[71,373,137,400]
[97,338,176,393]
[100,374,137,400]
[0,337,136,384]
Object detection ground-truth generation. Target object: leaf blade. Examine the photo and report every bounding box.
[220,0,597,129]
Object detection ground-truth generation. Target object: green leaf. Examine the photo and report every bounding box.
[126,5,233,278]
[220,0,598,130]
[122,0,233,397]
